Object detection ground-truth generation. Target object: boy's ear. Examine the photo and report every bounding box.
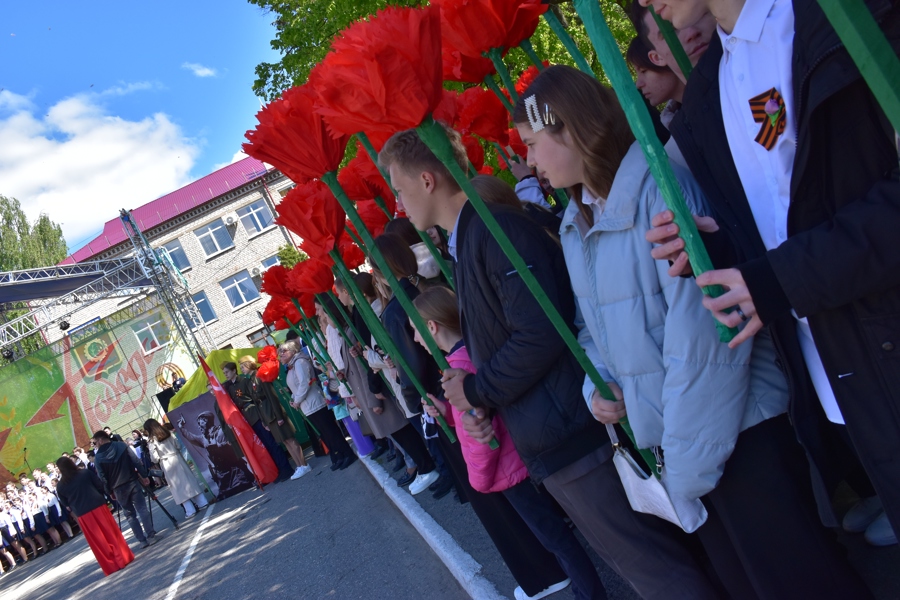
[420,170,438,194]
[648,49,667,68]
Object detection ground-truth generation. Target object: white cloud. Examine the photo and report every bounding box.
[0,87,200,251]
[181,62,217,78]
[212,150,247,171]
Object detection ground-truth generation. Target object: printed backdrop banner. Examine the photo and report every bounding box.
[168,392,254,499]
[0,302,194,484]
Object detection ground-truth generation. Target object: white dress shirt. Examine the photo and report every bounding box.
[718,0,844,423]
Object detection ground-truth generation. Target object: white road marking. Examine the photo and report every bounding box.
[165,504,216,600]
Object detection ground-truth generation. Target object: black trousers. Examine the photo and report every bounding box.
[251,420,292,476]
[697,414,873,600]
[503,480,607,600]
[390,422,435,474]
[306,408,353,462]
[437,429,568,597]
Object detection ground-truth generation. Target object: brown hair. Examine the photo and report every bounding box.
[629,1,653,49]
[143,418,171,442]
[238,355,259,371]
[56,457,80,486]
[512,65,635,223]
[221,361,237,373]
[412,286,461,335]
[470,175,524,210]
[379,124,467,191]
[384,217,422,246]
[353,272,377,301]
[373,233,419,280]
[627,36,667,73]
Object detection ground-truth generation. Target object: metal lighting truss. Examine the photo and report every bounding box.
[0,259,150,349]
[119,209,214,366]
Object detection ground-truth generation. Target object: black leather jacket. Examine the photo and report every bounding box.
[94,440,148,493]
[454,201,607,483]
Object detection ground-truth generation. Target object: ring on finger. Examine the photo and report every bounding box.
[734,307,749,322]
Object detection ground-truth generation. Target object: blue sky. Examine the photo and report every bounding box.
[0,1,282,251]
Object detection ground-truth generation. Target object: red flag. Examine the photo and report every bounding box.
[198,355,279,486]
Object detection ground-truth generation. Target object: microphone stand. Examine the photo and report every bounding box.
[23,447,32,472]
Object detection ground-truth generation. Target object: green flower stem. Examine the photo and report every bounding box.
[344,225,368,254]
[492,142,514,170]
[519,39,545,70]
[543,9,595,76]
[650,7,692,81]
[358,137,456,290]
[486,47,519,104]
[552,189,570,209]
[289,300,332,367]
[483,75,515,113]
[417,116,649,468]
[322,172,457,442]
[573,0,736,343]
[817,0,900,132]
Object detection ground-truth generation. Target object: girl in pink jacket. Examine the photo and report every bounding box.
[412,286,607,600]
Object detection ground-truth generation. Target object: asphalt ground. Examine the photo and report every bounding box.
[1,445,897,600]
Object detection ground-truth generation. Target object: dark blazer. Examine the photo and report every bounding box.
[57,469,108,518]
[453,201,607,483]
[671,0,900,526]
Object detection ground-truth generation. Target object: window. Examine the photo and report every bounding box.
[220,270,260,308]
[185,291,217,328]
[247,327,276,348]
[261,255,280,270]
[160,239,191,271]
[132,314,169,354]
[237,200,274,235]
[194,219,233,256]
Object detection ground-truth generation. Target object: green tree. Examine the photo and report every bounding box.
[0,195,69,364]
[250,0,636,102]
[276,243,309,269]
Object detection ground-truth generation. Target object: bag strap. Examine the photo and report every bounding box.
[605,423,620,447]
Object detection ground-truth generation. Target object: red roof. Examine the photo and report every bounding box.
[62,157,271,264]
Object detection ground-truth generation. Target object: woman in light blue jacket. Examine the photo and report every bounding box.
[511,65,865,599]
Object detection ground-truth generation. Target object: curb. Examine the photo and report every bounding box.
[359,453,508,600]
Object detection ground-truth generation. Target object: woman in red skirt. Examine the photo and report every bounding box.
[55,456,134,575]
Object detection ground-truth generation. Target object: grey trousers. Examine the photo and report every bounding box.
[543,447,720,600]
[115,481,154,543]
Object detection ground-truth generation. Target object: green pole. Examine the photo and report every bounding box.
[572,0,736,342]
[357,133,456,291]
[543,9,595,76]
[519,39,546,70]
[316,291,370,375]
[483,74,516,113]
[817,0,900,132]
[650,7,693,81]
[486,47,519,104]
[416,115,654,471]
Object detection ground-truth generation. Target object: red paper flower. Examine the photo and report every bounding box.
[433,0,547,57]
[433,89,460,128]
[286,258,335,296]
[339,152,395,212]
[352,199,391,239]
[442,45,495,83]
[276,180,345,259]
[457,87,509,146]
[312,6,443,142]
[262,294,303,329]
[257,346,278,363]
[515,62,549,96]
[243,84,350,183]
[257,361,280,382]
[261,265,292,298]
[463,134,485,171]
[507,126,527,160]
[339,234,366,270]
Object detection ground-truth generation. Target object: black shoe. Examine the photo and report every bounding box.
[369,445,387,461]
[384,451,397,462]
[397,471,416,487]
[338,454,358,470]
[390,456,405,473]
[330,459,342,471]
[432,476,454,500]
[428,475,446,492]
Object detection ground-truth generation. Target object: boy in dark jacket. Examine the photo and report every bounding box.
[378,125,720,599]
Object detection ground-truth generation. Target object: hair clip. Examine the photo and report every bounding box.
[525,95,544,132]
[543,103,556,126]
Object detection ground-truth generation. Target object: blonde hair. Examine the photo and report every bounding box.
[379,124,468,190]
[412,286,461,335]
[238,355,259,371]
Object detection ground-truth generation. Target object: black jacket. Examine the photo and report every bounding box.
[94,440,148,493]
[381,277,441,414]
[57,469,107,518]
[454,201,607,483]
[671,0,900,526]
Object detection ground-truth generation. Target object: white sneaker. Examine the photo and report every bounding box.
[409,470,440,495]
[291,465,312,480]
[514,579,571,600]
[864,511,898,547]
[183,504,197,518]
[843,496,883,532]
